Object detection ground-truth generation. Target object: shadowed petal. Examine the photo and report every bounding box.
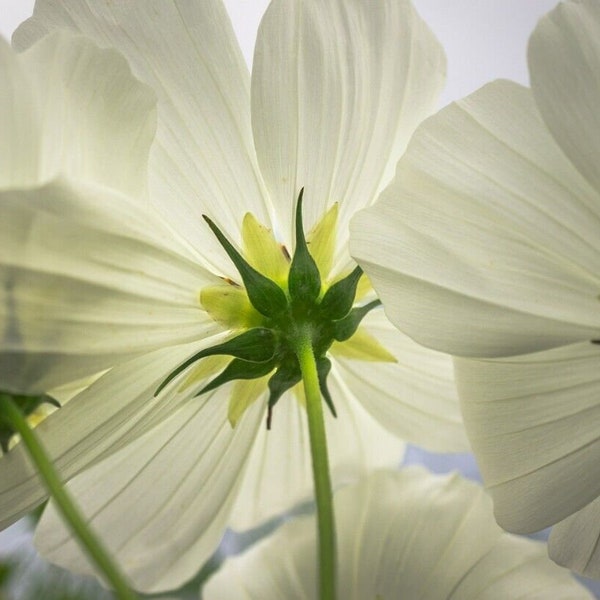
[529,0,600,195]
[351,80,600,358]
[205,469,591,599]
[455,342,600,533]
[35,389,263,593]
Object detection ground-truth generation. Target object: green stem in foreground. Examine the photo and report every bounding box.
[0,394,138,600]
[295,329,336,600]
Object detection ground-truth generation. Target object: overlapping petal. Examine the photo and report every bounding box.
[15,0,271,275]
[252,0,445,269]
[204,469,591,599]
[351,80,600,358]
[333,309,469,452]
[228,376,405,531]
[1,179,217,392]
[34,389,264,593]
[550,495,600,580]
[529,0,600,196]
[0,340,228,529]
[455,342,600,533]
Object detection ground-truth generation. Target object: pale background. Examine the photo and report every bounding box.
[3,0,596,598]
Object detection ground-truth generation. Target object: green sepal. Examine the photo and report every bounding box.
[288,189,321,307]
[155,328,277,396]
[316,357,337,418]
[203,216,288,318]
[266,357,302,429]
[0,392,60,453]
[333,299,381,342]
[319,266,363,320]
[196,358,276,397]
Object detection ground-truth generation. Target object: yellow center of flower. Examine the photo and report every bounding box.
[188,201,395,427]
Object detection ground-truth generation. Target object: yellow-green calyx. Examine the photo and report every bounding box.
[156,191,390,428]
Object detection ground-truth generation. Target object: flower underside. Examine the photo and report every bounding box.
[157,191,394,429]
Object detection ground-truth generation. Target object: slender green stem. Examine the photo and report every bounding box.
[0,394,137,600]
[294,329,336,600]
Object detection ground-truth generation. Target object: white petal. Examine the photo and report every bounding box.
[529,0,600,195]
[455,342,600,533]
[0,341,221,529]
[228,379,404,531]
[35,388,263,594]
[333,309,469,453]
[205,469,591,599]
[550,495,600,580]
[15,1,270,270]
[0,178,216,391]
[0,37,40,187]
[21,32,156,196]
[251,0,445,258]
[351,80,600,357]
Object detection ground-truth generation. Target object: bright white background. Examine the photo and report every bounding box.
[4,0,598,598]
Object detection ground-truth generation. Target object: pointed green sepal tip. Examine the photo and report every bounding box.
[319,265,363,321]
[333,299,382,342]
[266,358,302,429]
[288,189,321,306]
[316,357,336,418]
[155,328,277,396]
[196,358,276,397]
[203,215,288,318]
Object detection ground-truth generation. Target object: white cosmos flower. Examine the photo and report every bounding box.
[203,468,592,599]
[351,0,600,581]
[2,0,469,592]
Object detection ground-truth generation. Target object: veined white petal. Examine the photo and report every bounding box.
[333,309,469,453]
[251,0,445,264]
[21,32,156,196]
[0,37,40,187]
[0,340,226,529]
[15,1,270,273]
[529,0,600,196]
[35,388,263,594]
[550,495,600,580]
[228,379,404,532]
[0,179,218,392]
[455,342,600,533]
[351,80,600,358]
[205,469,591,599]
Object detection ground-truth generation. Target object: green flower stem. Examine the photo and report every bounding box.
[295,329,336,600]
[0,394,137,600]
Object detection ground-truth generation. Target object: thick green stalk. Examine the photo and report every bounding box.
[294,328,336,600]
[0,394,137,600]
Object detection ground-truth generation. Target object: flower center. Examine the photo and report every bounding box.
[156,191,394,428]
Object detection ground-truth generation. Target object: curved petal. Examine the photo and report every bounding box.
[0,179,218,392]
[14,0,270,272]
[205,469,591,599]
[351,80,600,357]
[455,342,600,533]
[0,340,225,528]
[34,389,263,594]
[333,309,469,453]
[228,378,404,531]
[529,0,600,195]
[550,495,600,580]
[20,32,156,196]
[252,0,445,262]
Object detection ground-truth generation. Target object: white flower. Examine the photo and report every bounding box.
[2,0,469,592]
[204,468,592,599]
[351,0,600,580]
